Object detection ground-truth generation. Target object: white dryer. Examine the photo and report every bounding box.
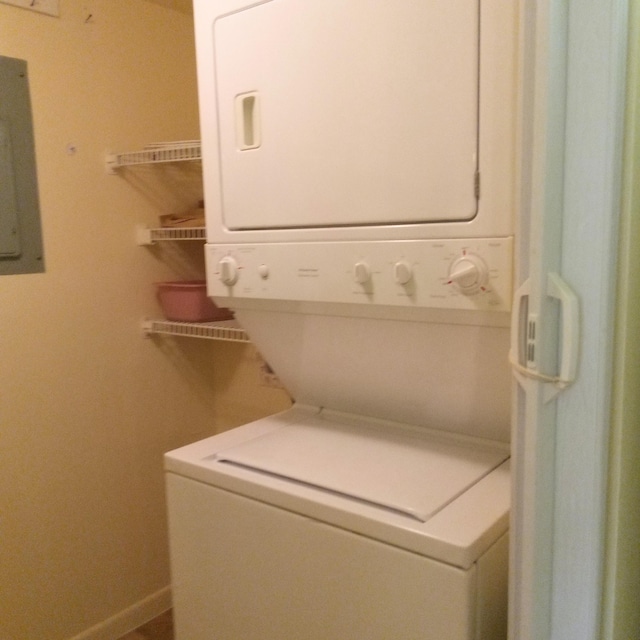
[166,1,519,638]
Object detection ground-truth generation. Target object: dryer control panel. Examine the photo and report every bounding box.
[206,238,512,312]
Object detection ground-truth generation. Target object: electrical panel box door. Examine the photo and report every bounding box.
[0,56,44,275]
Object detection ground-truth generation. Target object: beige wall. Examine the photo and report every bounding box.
[0,2,290,639]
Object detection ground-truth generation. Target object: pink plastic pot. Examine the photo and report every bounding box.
[155,280,233,322]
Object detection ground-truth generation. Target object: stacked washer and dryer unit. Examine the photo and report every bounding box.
[166,1,519,639]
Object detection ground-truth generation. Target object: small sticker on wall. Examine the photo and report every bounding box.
[0,0,60,17]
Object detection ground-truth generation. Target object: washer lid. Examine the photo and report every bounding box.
[215,412,508,523]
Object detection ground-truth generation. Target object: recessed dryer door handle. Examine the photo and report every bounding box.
[235,92,261,150]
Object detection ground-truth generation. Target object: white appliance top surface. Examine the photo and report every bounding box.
[166,406,510,568]
[215,411,507,523]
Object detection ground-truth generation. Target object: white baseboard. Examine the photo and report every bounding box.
[68,586,172,640]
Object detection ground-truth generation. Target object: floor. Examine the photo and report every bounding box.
[117,610,174,640]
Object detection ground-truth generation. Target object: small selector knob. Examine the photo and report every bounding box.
[447,254,487,294]
[219,256,239,286]
[393,260,413,285]
[353,261,372,284]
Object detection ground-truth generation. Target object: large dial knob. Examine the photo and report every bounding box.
[447,254,488,294]
[218,256,239,286]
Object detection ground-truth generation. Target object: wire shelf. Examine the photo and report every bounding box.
[136,225,206,245]
[106,141,201,172]
[141,319,249,342]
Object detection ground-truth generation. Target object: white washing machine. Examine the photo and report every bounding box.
[166,1,519,638]
[166,406,509,640]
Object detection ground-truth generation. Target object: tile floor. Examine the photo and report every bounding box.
[117,610,174,640]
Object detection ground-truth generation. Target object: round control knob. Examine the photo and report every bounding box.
[353,261,372,285]
[393,260,413,285]
[447,254,488,294]
[218,256,239,286]
[258,264,269,280]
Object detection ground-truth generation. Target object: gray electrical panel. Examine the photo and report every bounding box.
[0,56,44,275]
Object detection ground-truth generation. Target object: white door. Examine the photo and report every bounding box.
[510,1,628,638]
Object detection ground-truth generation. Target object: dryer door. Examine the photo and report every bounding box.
[214,0,480,230]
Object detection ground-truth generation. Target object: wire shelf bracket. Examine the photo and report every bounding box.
[106,141,202,173]
[141,319,249,343]
[136,225,206,246]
